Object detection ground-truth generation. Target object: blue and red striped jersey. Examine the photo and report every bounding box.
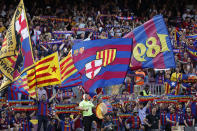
[38,100,49,116]
[184,114,194,126]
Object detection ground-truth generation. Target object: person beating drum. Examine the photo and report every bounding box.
[78,94,95,131]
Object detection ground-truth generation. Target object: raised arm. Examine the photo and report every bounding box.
[55,114,61,122]
[49,93,57,102]
[72,114,80,122]
[30,111,36,118]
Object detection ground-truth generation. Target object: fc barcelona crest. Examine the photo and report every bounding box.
[96,49,116,67]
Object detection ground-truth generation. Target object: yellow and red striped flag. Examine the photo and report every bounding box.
[96,49,116,67]
[60,52,78,82]
[27,52,61,92]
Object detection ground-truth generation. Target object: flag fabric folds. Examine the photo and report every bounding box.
[72,38,132,95]
[185,45,197,61]
[124,15,176,70]
[174,29,181,46]
[60,52,82,88]
[7,87,18,100]
[0,0,34,89]
[12,72,29,96]
[27,52,61,93]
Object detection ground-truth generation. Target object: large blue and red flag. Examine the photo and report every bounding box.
[124,15,176,70]
[61,72,82,89]
[72,39,132,95]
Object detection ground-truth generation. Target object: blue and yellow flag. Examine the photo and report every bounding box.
[124,15,176,70]
[0,0,34,90]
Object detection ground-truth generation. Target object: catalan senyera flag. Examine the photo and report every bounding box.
[0,0,34,90]
[27,52,61,91]
[60,52,82,88]
[124,15,176,70]
[60,52,78,81]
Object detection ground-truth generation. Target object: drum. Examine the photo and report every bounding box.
[171,126,184,131]
[96,102,108,119]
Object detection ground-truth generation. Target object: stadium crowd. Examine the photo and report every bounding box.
[0,0,197,131]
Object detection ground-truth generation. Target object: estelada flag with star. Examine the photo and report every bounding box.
[27,52,61,90]
[72,38,132,96]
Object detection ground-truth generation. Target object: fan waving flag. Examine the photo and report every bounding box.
[124,15,175,70]
[27,52,61,92]
[60,52,82,88]
[72,38,132,95]
[0,0,34,90]
[185,45,197,61]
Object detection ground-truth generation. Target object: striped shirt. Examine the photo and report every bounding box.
[38,100,49,116]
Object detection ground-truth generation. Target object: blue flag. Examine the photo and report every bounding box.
[72,39,132,95]
[124,15,176,70]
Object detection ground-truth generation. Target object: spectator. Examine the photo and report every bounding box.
[144,107,160,131]
[37,93,56,131]
[125,109,141,131]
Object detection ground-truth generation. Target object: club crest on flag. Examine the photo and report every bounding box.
[79,47,84,54]
[74,47,84,56]
[96,49,116,67]
[85,59,102,79]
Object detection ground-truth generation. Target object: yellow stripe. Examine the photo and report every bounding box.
[23,86,29,90]
[108,49,112,64]
[11,56,17,61]
[96,52,99,59]
[37,81,60,88]
[62,69,77,81]
[4,58,13,66]
[60,54,72,65]
[61,59,72,72]
[104,50,108,66]
[62,64,75,76]
[113,49,116,61]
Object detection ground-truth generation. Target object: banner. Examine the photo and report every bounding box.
[72,38,132,95]
[0,0,34,83]
[35,16,72,22]
[124,15,176,70]
[27,52,61,91]
[52,31,74,34]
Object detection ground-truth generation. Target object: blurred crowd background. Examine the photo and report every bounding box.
[0,0,197,131]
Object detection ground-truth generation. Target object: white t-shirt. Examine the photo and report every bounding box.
[138,107,147,124]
